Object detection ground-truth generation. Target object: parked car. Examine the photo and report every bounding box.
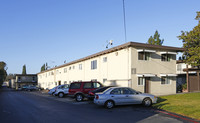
[94,87,157,109]
[48,87,57,95]
[54,84,69,98]
[26,85,38,91]
[68,81,103,102]
[22,85,29,91]
[88,86,114,100]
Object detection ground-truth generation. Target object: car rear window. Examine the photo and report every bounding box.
[70,83,81,89]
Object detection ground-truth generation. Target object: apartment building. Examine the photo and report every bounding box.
[37,42,184,95]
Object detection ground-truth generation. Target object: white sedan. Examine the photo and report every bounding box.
[94,87,157,109]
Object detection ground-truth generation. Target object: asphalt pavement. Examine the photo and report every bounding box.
[0,87,198,123]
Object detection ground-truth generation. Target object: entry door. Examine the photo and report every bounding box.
[144,77,150,93]
[58,81,61,85]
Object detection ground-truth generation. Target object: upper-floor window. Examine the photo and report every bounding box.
[103,57,107,62]
[64,68,67,73]
[32,77,36,82]
[18,77,21,82]
[69,67,71,70]
[79,64,82,70]
[73,66,75,69]
[91,60,97,70]
[138,52,150,60]
[161,54,171,61]
[161,77,171,85]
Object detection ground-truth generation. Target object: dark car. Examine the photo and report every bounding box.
[88,86,114,100]
[22,85,29,91]
[26,85,38,91]
[68,81,103,102]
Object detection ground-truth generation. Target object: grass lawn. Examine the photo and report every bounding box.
[153,92,200,120]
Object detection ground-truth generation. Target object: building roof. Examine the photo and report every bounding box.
[15,74,37,76]
[37,41,184,74]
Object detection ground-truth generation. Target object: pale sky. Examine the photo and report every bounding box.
[0,0,199,74]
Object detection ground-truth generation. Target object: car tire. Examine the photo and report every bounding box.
[105,100,115,109]
[142,98,152,107]
[76,94,83,102]
[58,92,64,98]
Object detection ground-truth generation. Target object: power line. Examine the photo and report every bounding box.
[122,0,127,42]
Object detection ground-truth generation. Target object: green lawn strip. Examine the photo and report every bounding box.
[153,92,200,120]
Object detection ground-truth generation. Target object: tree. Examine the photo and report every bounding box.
[178,11,200,68]
[41,64,45,72]
[0,62,7,87]
[5,73,16,81]
[147,30,164,45]
[22,64,27,74]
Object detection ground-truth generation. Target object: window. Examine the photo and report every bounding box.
[177,64,182,71]
[161,77,171,84]
[18,77,21,82]
[110,88,121,95]
[138,52,150,60]
[51,72,54,75]
[91,79,97,82]
[103,57,107,62]
[69,67,71,70]
[83,83,93,89]
[103,78,107,83]
[64,68,67,73]
[73,66,75,69]
[70,83,81,89]
[122,88,133,94]
[91,60,97,70]
[93,82,101,88]
[161,54,171,61]
[138,77,145,85]
[79,64,82,70]
[32,77,35,82]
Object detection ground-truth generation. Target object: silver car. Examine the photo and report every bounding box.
[94,87,157,109]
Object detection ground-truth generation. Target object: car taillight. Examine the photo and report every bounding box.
[89,92,94,95]
[95,95,99,99]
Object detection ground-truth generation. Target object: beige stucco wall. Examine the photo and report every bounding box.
[38,46,178,96]
[38,47,132,89]
[131,47,177,95]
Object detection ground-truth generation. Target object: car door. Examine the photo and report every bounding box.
[109,88,126,105]
[125,88,143,104]
[63,84,69,94]
[83,83,93,94]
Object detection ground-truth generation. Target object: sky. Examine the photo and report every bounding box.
[0,0,199,74]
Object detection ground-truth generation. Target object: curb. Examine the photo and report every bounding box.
[152,109,200,123]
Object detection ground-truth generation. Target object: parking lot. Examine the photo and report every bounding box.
[0,87,196,123]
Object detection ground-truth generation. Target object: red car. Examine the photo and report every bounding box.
[68,81,103,102]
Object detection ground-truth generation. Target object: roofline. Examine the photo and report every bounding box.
[37,41,184,74]
[15,74,37,76]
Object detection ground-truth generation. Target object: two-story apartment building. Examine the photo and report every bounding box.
[37,42,184,95]
[15,74,37,89]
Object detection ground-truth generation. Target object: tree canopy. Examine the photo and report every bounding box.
[22,64,27,74]
[178,11,200,68]
[0,62,7,87]
[147,30,164,45]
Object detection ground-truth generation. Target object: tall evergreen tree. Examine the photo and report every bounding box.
[147,30,164,45]
[41,64,45,72]
[0,62,7,87]
[22,64,27,74]
[178,11,200,68]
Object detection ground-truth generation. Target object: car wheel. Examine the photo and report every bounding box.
[105,100,114,109]
[58,92,64,98]
[76,94,83,102]
[143,98,152,107]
